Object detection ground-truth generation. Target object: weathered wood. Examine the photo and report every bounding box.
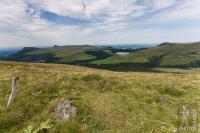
[7,75,19,107]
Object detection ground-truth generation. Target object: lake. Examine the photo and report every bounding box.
[116,52,130,55]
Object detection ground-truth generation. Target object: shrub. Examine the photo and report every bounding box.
[24,119,54,133]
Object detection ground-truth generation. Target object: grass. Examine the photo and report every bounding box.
[0,61,200,132]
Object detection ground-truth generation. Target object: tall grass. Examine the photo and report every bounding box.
[0,62,200,132]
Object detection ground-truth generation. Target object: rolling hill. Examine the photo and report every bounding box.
[5,45,112,63]
[92,42,200,69]
[4,42,200,71]
[0,61,200,132]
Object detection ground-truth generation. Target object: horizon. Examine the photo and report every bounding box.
[0,41,200,49]
[1,0,200,47]
[0,43,156,50]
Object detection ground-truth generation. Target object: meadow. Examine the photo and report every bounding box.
[0,61,200,132]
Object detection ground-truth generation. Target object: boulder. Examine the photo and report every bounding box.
[55,100,77,120]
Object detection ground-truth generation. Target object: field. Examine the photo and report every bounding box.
[0,61,200,132]
[4,42,200,72]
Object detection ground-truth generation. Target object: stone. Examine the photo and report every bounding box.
[55,100,77,120]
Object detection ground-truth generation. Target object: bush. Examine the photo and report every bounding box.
[24,119,54,133]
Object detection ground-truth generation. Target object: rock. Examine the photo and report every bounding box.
[55,100,77,120]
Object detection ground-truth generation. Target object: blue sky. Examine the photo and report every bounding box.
[0,0,200,47]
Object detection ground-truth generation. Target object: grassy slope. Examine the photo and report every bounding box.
[6,42,200,69]
[1,61,200,132]
[6,45,114,64]
[93,42,200,67]
[32,45,97,63]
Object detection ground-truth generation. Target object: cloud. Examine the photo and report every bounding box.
[0,0,200,47]
[27,0,146,24]
[151,0,176,9]
[147,0,200,24]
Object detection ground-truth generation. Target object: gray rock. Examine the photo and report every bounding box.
[55,100,77,120]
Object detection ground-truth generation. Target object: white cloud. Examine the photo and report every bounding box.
[147,0,200,23]
[27,0,146,23]
[152,0,175,9]
[0,0,200,47]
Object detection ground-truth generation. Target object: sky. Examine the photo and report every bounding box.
[0,0,200,48]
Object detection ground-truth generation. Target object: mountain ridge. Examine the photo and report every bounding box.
[3,42,200,70]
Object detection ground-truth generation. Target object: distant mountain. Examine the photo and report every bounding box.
[0,48,20,58]
[102,44,155,49]
[158,42,175,47]
[4,42,200,70]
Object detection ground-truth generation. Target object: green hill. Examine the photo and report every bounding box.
[92,42,200,69]
[0,61,200,132]
[5,45,115,64]
[4,42,200,71]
